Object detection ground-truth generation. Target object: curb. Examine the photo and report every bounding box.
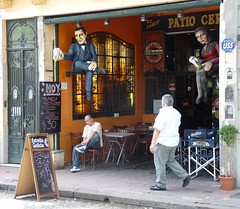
[0,183,228,209]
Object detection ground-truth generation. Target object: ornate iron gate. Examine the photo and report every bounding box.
[7,19,38,163]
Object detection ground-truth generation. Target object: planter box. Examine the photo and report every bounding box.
[52,150,64,170]
[219,175,235,190]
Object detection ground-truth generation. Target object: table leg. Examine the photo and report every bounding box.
[116,138,129,166]
[105,139,117,164]
[132,134,139,154]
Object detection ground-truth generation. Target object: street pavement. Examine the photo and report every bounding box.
[1,156,240,209]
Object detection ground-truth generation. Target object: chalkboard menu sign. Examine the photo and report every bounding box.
[33,151,56,195]
[14,133,59,201]
[40,82,61,134]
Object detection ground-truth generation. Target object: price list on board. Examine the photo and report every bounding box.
[40,82,61,134]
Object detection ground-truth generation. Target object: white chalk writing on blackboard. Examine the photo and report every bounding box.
[40,82,61,134]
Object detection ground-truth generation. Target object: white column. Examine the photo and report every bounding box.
[219,0,240,187]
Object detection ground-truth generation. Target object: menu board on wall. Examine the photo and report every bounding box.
[40,82,61,134]
[14,133,59,201]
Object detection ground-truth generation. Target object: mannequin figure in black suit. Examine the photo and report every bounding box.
[53,23,106,102]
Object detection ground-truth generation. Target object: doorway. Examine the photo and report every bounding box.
[7,19,38,163]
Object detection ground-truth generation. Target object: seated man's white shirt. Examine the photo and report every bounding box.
[153,106,181,147]
[83,122,103,147]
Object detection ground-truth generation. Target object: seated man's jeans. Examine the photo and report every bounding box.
[72,134,102,168]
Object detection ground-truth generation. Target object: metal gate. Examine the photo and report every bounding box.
[7,19,38,163]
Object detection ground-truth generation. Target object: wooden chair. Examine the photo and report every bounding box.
[102,128,112,158]
[83,147,106,170]
[70,132,83,164]
[135,125,150,156]
[70,131,106,170]
[82,132,106,170]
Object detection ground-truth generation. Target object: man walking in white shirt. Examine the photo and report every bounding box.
[150,94,190,190]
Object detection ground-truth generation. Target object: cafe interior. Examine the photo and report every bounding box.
[57,5,220,176]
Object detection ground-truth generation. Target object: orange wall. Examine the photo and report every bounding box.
[58,16,153,162]
[57,5,220,163]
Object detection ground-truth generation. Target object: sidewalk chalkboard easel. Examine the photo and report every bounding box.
[14,133,60,201]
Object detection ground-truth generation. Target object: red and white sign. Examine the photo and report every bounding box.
[214,98,219,108]
[143,30,165,73]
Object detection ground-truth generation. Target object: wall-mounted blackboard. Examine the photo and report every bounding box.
[14,133,59,201]
[40,82,61,134]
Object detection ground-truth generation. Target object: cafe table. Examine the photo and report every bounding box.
[104,132,136,166]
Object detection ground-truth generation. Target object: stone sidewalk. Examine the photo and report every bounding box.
[1,157,240,209]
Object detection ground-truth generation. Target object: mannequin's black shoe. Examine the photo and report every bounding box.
[196,97,203,105]
[203,96,208,103]
[96,68,107,74]
[86,91,92,102]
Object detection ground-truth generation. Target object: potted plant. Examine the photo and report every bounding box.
[217,124,239,190]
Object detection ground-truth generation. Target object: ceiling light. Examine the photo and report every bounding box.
[76,21,82,28]
[140,15,147,22]
[104,18,110,25]
[177,10,184,19]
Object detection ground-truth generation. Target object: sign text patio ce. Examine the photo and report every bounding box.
[142,10,219,32]
[40,82,61,134]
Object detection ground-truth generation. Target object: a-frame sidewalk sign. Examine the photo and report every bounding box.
[14,133,60,201]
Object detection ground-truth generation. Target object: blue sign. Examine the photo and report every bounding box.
[222,38,235,52]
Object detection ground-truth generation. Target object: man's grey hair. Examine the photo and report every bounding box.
[162,94,174,106]
[85,114,93,119]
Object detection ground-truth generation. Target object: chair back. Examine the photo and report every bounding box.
[70,132,83,147]
[113,125,127,132]
[188,138,215,148]
[184,129,207,141]
[135,125,149,140]
[137,122,152,126]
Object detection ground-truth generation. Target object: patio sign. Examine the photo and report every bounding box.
[142,10,219,33]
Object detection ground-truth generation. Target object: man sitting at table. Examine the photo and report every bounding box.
[71,114,103,172]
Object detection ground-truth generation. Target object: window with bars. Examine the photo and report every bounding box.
[72,32,135,120]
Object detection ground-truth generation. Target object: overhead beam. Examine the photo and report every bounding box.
[44,0,221,24]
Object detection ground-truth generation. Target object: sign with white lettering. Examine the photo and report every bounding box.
[31,136,49,149]
[40,82,61,134]
[221,38,235,52]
